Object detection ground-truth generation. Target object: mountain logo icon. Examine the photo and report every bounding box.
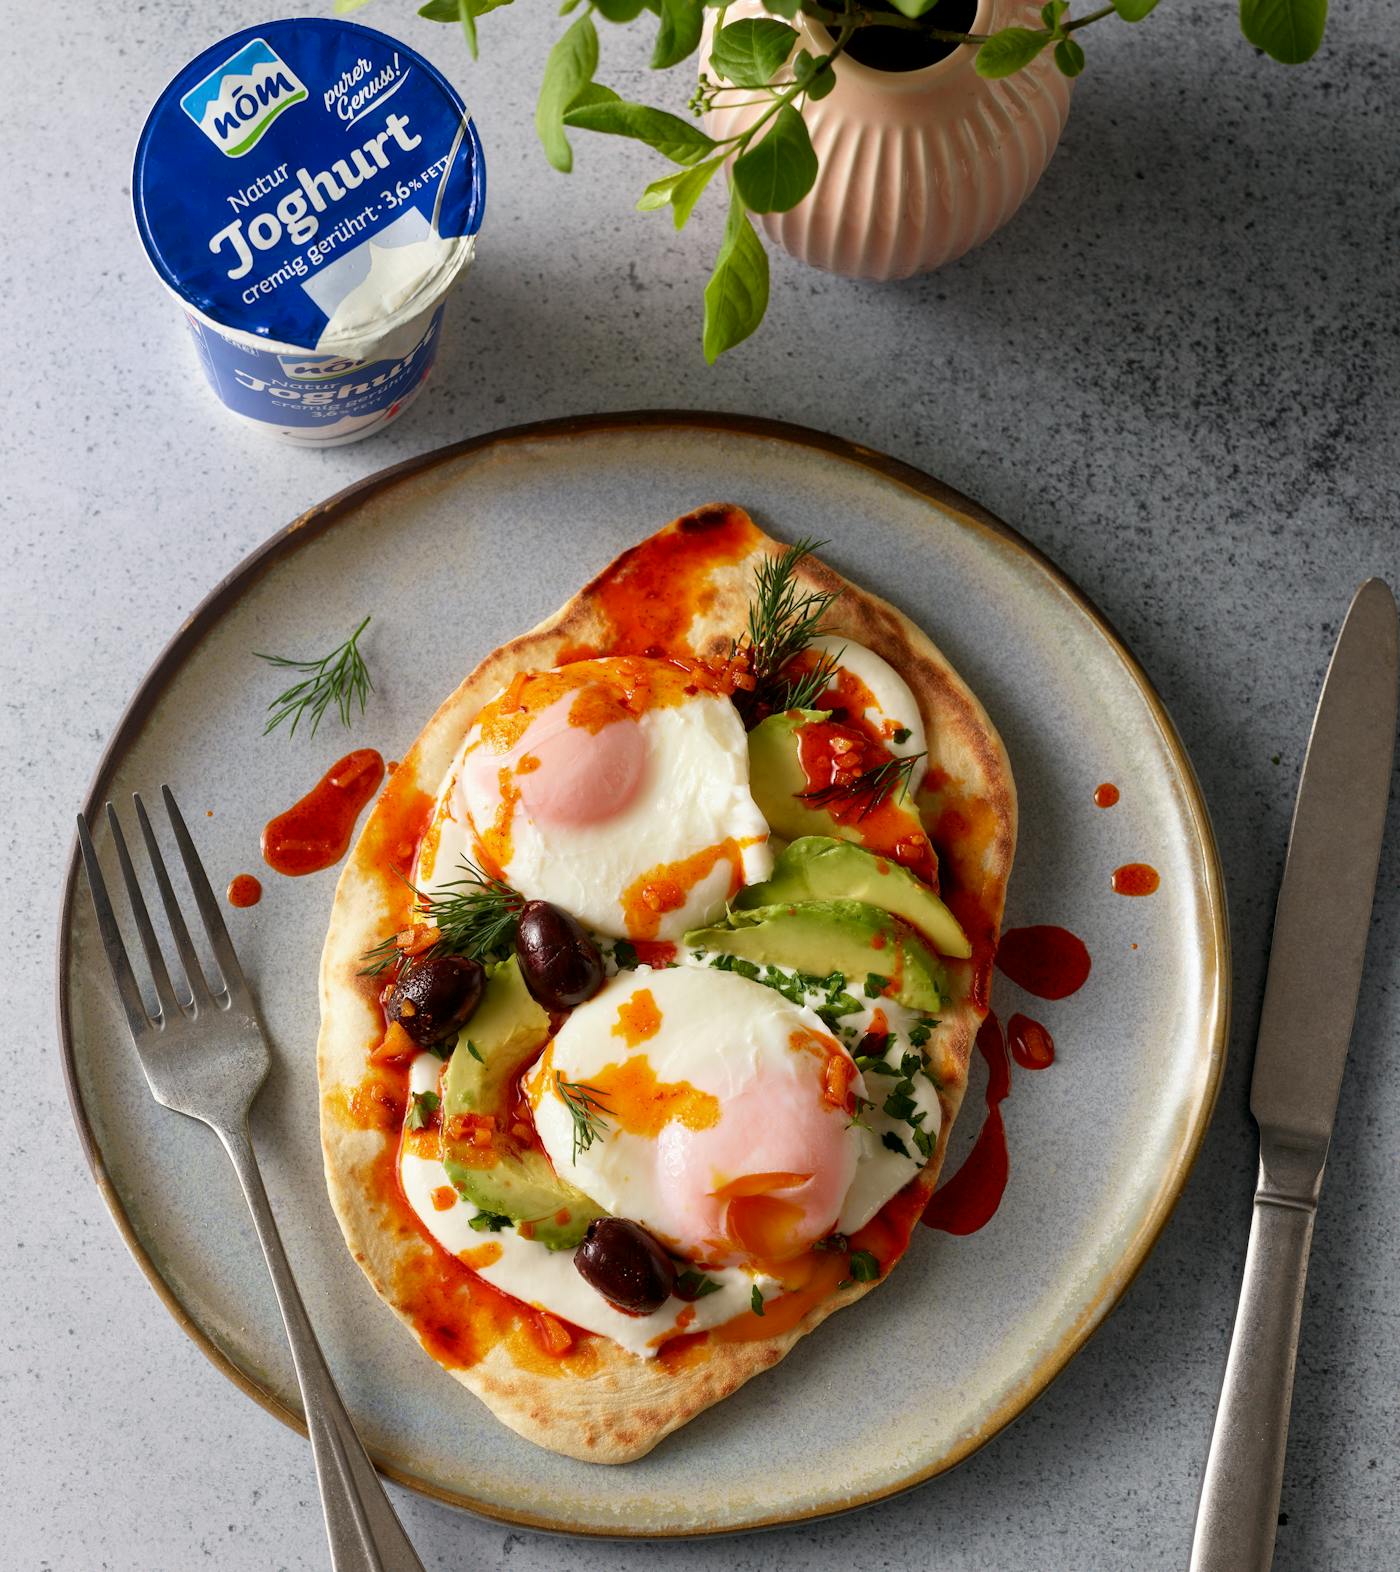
[180,38,308,158]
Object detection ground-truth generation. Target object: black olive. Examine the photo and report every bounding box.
[515,900,605,1011]
[574,1218,678,1314]
[386,954,484,1046]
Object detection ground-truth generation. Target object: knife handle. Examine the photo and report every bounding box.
[1190,1153,1322,1572]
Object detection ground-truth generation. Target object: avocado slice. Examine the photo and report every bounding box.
[748,710,926,848]
[440,958,603,1250]
[737,836,971,960]
[684,899,945,1013]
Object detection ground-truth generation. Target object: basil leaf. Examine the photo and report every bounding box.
[711,19,799,87]
[652,0,704,69]
[1238,0,1328,63]
[535,14,599,172]
[702,188,769,364]
[1054,37,1085,75]
[974,26,1051,79]
[593,0,647,18]
[1112,0,1160,17]
[564,99,717,164]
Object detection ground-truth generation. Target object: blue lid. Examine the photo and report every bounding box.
[135,18,486,350]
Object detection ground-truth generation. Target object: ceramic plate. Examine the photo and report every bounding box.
[58,414,1227,1536]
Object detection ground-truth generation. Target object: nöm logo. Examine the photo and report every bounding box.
[180,38,307,158]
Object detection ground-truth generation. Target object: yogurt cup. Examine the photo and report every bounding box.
[134,19,486,445]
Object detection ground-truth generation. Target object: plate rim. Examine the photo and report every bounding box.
[56,410,1230,1537]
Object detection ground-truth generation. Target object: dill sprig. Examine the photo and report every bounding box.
[555,1074,611,1162]
[801,751,927,821]
[732,538,840,724]
[255,615,373,738]
[358,858,523,976]
[774,644,844,715]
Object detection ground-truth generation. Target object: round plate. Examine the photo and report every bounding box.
[59,413,1227,1537]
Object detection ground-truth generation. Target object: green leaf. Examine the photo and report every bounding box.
[1239,0,1328,63]
[806,63,837,100]
[637,156,724,227]
[406,1090,440,1131]
[567,82,621,110]
[652,0,704,69]
[1112,0,1160,17]
[762,0,802,14]
[535,14,599,172]
[1040,0,1067,28]
[417,0,460,16]
[564,100,717,164]
[732,103,817,214]
[468,1210,511,1232]
[702,187,769,364]
[886,0,956,16]
[335,0,376,13]
[1054,36,1085,74]
[974,26,1051,78]
[594,0,647,17]
[711,19,799,86]
[670,156,723,228]
[751,1283,766,1315]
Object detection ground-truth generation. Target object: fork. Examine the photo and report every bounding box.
[77,787,425,1572]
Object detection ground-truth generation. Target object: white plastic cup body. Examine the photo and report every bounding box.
[169,245,472,447]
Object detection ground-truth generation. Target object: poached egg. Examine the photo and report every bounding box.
[526,965,865,1268]
[434,657,771,941]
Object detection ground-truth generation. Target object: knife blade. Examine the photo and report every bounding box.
[1251,575,1399,1154]
[1191,576,1397,1572]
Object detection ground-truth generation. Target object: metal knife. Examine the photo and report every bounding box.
[1190,577,1398,1572]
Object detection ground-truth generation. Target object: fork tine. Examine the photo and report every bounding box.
[161,785,252,1005]
[106,802,187,1020]
[133,793,222,1007]
[76,813,155,1039]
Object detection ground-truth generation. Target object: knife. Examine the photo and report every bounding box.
[1190,577,1398,1572]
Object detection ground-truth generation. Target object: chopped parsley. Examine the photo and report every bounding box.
[468,1210,511,1233]
[674,1269,723,1301]
[857,1057,901,1077]
[892,726,912,746]
[912,1126,936,1160]
[464,1038,484,1063]
[750,1284,766,1316]
[612,939,639,970]
[863,972,888,999]
[883,1087,917,1122]
[908,1020,933,1049]
[405,1090,440,1131]
[881,1130,911,1159]
[849,1250,881,1283]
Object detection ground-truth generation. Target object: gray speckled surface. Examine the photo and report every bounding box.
[5,0,1397,1568]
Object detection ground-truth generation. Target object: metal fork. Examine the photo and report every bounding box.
[77,787,424,1572]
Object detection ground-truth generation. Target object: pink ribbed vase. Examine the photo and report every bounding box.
[701,1,1072,281]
